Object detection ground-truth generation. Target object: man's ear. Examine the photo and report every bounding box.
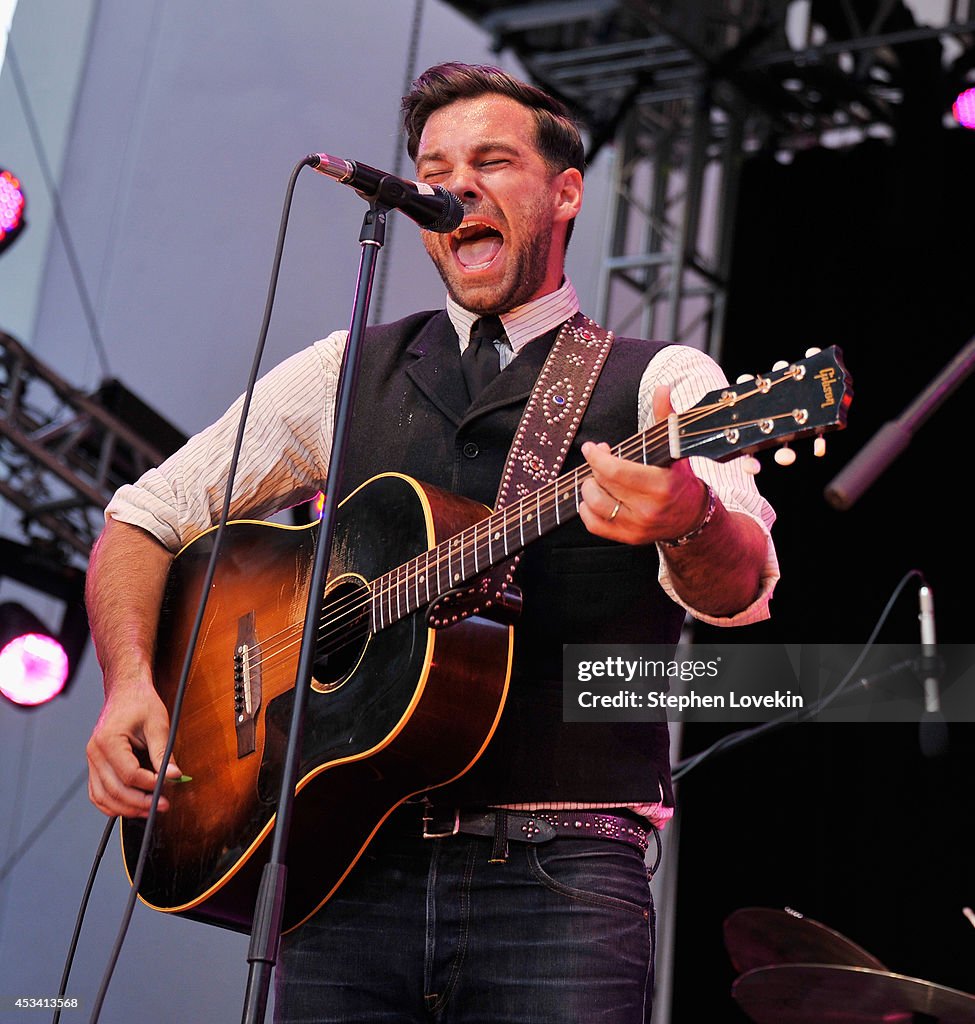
[553,167,584,224]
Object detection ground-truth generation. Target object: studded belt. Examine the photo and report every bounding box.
[421,807,651,856]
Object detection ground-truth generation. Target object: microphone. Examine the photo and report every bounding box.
[310,152,463,233]
[918,583,948,757]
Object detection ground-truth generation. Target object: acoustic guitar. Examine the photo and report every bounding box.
[121,346,851,933]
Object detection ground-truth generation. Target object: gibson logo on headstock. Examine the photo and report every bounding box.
[816,367,838,408]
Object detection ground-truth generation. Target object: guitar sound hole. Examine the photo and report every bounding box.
[311,576,371,693]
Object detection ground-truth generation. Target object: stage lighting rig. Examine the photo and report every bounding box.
[1,330,187,557]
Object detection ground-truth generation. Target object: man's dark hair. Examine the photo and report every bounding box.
[402,62,585,179]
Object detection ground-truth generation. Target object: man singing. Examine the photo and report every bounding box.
[86,62,777,1022]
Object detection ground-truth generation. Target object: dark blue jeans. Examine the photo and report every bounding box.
[275,806,656,1023]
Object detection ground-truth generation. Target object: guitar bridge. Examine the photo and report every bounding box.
[234,611,262,758]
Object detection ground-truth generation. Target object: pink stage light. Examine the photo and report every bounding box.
[952,87,975,130]
[0,632,70,707]
[0,168,27,252]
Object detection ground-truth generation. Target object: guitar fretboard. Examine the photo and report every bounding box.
[369,431,667,632]
[366,347,844,634]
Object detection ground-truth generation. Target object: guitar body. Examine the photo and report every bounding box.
[120,473,514,933]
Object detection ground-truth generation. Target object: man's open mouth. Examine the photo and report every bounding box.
[452,220,504,269]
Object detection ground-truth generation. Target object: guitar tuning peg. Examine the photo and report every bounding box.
[736,373,755,384]
[772,360,789,371]
[805,347,822,357]
[813,436,827,458]
[774,445,797,467]
[741,455,762,475]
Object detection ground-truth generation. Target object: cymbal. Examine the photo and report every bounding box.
[733,964,975,1023]
[724,907,888,973]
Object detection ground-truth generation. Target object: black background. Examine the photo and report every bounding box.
[671,127,975,1020]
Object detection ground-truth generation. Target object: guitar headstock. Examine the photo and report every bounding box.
[676,346,852,463]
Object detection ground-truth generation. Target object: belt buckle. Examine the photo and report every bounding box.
[422,807,460,839]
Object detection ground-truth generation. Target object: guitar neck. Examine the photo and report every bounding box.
[368,344,851,632]
[369,425,673,631]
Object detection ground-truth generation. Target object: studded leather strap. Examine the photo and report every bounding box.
[495,311,615,510]
[487,311,615,598]
[426,312,614,627]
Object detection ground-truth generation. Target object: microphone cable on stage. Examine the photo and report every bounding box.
[672,568,928,782]
[85,153,318,1024]
[50,815,117,1024]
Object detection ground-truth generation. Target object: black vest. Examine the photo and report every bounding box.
[338,310,684,807]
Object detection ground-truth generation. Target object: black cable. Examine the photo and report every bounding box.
[52,815,116,1024]
[86,154,317,1024]
[4,40,112,380]
[672,568,926,782]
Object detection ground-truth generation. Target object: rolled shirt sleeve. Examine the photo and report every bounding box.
[638,344,780,626]
[105,332,346,551]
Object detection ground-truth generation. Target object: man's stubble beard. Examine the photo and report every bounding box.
[424,199,557,316]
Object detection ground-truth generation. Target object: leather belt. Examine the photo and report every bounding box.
[421,807,651,856]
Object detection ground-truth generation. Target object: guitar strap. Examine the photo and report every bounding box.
[427,311,614,627]
[495,311,615,510]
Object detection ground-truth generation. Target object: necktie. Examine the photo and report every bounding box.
[461,315,504,402]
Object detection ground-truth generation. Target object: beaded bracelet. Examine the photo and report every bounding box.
[659,482,717,548]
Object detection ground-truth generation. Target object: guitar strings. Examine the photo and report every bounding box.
[356,369,805,633]
[230,414,675,681]
[239,366,807,678]
[237,394,743,680]
[238,389,802,680]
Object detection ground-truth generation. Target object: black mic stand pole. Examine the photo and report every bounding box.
[824,334,975,510]
[240,199,390,1024]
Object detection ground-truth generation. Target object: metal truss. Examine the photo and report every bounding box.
[443,0,975,357]
[0,331,179,559]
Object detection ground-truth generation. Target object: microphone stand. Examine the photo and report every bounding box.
[240,199,390,1024]
[824,334,975,510]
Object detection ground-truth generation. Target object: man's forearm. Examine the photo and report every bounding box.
[660,504,768,618]
[85,517,174,691]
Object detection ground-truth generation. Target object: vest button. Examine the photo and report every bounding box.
[462,442,480,459]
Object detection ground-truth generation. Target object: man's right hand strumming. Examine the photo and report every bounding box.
[86,677,182,818]
[84,517,180,818]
